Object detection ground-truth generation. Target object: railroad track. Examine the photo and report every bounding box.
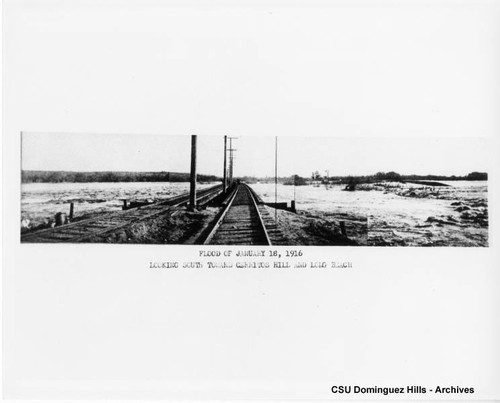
[201,183,287,245]
[21,184,223,243]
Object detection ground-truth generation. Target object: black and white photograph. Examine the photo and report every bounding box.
[4,0,500,401]
[21,133,488,246]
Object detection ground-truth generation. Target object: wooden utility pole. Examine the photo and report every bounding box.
[227,137,238,186]
[223,135,227,193]
[229,137,233,185]
[275,136,278,222]
[189,135,197,209]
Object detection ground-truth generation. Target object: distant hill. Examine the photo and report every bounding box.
[21,170,221,183]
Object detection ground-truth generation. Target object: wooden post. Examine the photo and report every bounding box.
[189,135,197,209]
[122,199,128,210]
[55,212,66,226]
[223,136,227,193]
[69,202,74,219]
[340,221,347,236]
[291,200,296,212]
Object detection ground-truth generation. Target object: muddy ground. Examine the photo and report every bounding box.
[265,206,366,246]
[85,207,220,244]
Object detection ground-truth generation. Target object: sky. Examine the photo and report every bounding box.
[7,1,499,179]
[4,1,500,138]
[22,133,490,178]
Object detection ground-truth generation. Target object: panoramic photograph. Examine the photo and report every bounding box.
[20,133,488,246]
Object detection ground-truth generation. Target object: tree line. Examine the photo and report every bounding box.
[22,170,221,183]
[23,170,487,184]
[310,171,487,183]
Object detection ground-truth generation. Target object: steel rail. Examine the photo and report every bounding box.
[202,185,240,245]
[246,184,272,246]
[202,183,272,246]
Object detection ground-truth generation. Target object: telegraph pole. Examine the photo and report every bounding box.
[223,136,227,193]
[228,137,238,186]
[189,135,197,210]
[230,137,233,185]
[275,136,278,222]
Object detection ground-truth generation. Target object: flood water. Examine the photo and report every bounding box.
[21,181,217,229]
[251,181,488,246]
